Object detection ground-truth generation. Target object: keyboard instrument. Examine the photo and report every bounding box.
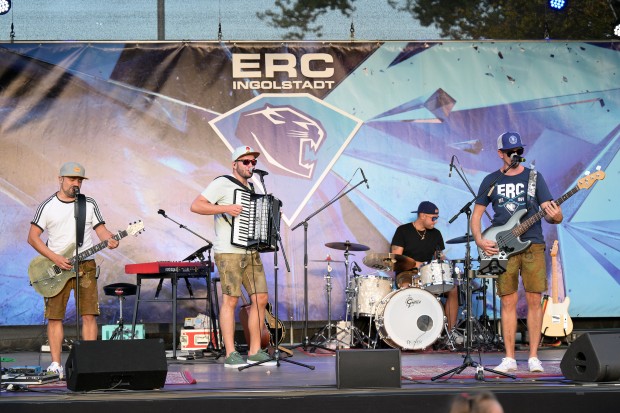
[231,189,281,252]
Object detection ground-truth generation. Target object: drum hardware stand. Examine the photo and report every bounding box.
[308,262,348,349]
[240,171,314,371]
[156,209,220,359]
[432,197,515,380]
[290,170,368,353]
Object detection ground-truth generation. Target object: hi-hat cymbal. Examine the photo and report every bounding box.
[363,252,416,272]
[325,241,370,251]
[310,259,345,263]
[446,234,473,244]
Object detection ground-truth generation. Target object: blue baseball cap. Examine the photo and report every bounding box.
[411,201,438,214]
[497,131,525,151]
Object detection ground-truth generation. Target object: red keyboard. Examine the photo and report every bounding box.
[125,261,212,274]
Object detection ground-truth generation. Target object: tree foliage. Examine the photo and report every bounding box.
[257,0,619,40]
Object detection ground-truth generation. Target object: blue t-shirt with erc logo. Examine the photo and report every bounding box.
[475,167,553,244]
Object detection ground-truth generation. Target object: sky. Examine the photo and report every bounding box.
[0,0,442,42]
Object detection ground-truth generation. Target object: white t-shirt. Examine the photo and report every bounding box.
[201,177,254,254]
[31,193,105,255]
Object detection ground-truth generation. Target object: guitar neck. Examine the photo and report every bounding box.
[513,184,578,237]
[551,252,559,302]
[69,230,127,264]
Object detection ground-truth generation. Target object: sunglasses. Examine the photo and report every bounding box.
[503,148,524,157]
[237,159,257,166]
[427,215,439,222]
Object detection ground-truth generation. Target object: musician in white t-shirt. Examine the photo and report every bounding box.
[190,146,275,368]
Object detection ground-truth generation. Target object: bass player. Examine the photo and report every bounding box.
[472,132,562,373]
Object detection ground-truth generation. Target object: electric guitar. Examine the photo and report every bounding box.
[541,240,573,337]
[28,221,145,298]
[478,169,605,263]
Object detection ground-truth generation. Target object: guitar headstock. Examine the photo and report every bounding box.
[550,239,558,257]
[577,169,605,190]
[126,220,145,236]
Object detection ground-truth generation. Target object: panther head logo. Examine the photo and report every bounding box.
[235,104,325,179]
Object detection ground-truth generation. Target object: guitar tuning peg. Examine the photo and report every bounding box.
[584,170,590,176]
[596,165,601,171]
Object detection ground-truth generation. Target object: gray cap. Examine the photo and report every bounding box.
[59,162,88,179]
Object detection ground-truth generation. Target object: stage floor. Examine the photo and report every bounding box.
[2,343,620,413]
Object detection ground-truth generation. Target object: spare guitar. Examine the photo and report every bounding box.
[28,221,145,298]
[239,293,286,348]
[478,169,605,266]
[541,240,573,337]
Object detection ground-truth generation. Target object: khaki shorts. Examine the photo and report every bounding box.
[496,243,547,296]
[215,252,267,297]
[45,260,100,319]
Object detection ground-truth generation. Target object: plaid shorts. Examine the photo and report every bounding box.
[45,259,100,319]
[214,252,267,297]
[496,243,547,296]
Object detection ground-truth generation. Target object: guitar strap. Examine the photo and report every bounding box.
[76,194,87,247]
[215,175,255,227]
[527,167,538,211]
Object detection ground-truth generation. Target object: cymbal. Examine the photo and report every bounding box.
[446,234,473,244]
[310,259,345,263]
[325,241,370,251]
[363,252,416,272]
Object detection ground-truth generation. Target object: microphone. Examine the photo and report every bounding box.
[360,168,369,189]
[352,261,362,273]
[252,168,269,177]
[72,186,80,195]
[448,155,455,177]
[511,153,526,163]
[157,209,167,217]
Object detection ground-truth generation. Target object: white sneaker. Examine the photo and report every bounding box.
[494,357,517,372]
[47,361,64,379]
[528,357,544,372]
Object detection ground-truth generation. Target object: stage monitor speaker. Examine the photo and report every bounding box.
[336,349,401,389]
[560,332,620,382]
[65,338,168,391]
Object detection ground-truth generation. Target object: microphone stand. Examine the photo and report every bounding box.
[290,175,368,353]
[240,172,314,370]
[156,210,220,356]
[432,159,520,381]
[73,188,81,341]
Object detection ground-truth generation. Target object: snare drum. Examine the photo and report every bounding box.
[374,288,444,350]
[419,260,454,294]
[354,272,393,317]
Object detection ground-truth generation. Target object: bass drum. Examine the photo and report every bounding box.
[374,288,444,350]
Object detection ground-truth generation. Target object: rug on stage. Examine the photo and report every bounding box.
[28,370,196,388]
[402,361,564,380]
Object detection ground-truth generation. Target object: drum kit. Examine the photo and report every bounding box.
[310,237,500,352]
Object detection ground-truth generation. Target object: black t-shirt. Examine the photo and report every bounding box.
[391,223,445,263]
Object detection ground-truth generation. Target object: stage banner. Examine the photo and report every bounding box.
[0,41,618,325]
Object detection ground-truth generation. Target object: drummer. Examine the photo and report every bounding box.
[390,201,459,331]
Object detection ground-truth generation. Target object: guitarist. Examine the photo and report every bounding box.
[472,132,563,373]
[27,162,119,379]
[190,146,276,368]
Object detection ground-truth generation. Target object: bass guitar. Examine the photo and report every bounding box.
[541,240,573,337]
[28,221,145,297]
[478,170,605,264]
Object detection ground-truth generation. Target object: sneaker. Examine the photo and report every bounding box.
[47,362,64,379]
[528,357,544,372]
[224,351,248,368]
[247,349,277,367]
[494,357,517,372]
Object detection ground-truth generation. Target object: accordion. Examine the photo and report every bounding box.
[231,189,282,252]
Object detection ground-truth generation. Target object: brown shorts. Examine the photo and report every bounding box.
[45,260,100,319]
[496,243,547,296]
[214,252,267,297]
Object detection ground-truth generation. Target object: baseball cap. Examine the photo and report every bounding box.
[497,131,525,151]
[231,145,260,162]
[411,201,438,214]
[59,162,88,179]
